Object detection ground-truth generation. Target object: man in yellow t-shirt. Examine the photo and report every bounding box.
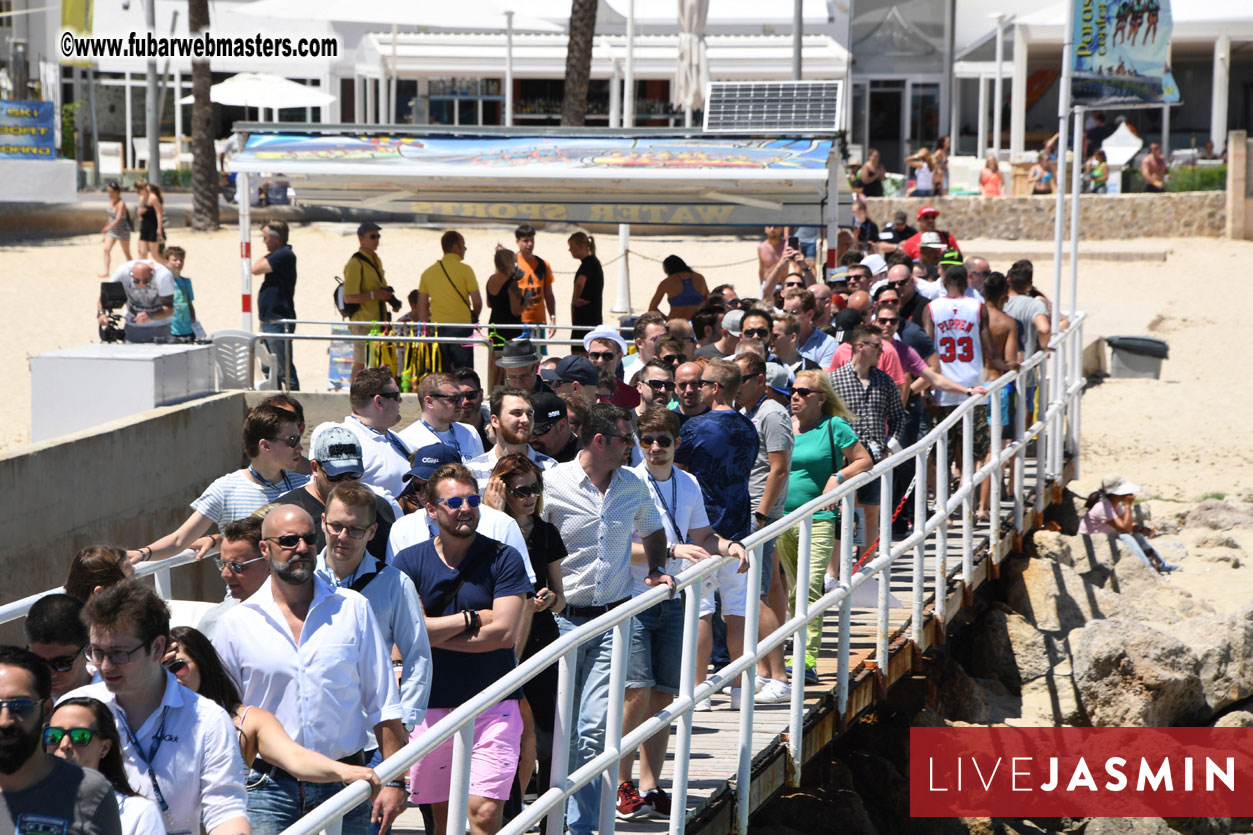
[417,230,482,371]
[340,222,393,380]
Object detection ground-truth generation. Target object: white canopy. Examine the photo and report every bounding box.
[234,0,562,32]
[178,73,335,110]
[673,0,710,113]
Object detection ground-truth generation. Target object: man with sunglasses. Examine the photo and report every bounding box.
[67,581,248,835]
[397,373,485,465]
[528,391,581,463]
[389,465,531,835]
[340,222,396,382]
[98,259,175,343]
[315,482,432,785]
[276,423,397,563]
[24,595,92,700]
[541,403,671,835]
[129,404,309,565]
[213,505,407,835]
[736,309,773,359]
[582,327,641,410]
[670,362,711,428]
[196,517,270,640]
[343,368,415,503]
[634,360,676,417]
[0,646,122,835]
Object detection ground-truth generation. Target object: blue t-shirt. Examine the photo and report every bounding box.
[390,533,532,708]
[258,244,297,322]
[897,318,935,360]
[674,409,760,540]
[170,275,195,336]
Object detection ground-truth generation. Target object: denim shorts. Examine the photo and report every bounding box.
[856,476,882,505]
[625,597,685,694]
[749,516,779,597]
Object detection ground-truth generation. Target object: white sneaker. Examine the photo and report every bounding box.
[694,696,713,712]
[823,574,838,593]
[755,679,792,704]
[730,687,742,710]
[754,675,771,693]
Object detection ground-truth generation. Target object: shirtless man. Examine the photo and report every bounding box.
[758,227,786,283]
[1140,143,1167,193]
[979,272,1020,521]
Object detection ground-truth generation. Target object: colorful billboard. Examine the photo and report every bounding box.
[0,101,56,160]
[1072,0,1179,106]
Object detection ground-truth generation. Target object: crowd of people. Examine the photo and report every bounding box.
[27,218,1068,835]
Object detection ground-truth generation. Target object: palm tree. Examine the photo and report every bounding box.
[560,0,597,126]
[188,0,218,230]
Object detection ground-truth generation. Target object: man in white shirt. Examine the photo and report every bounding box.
[97,259,175,342]
[387,444,535,585]
[65,581,249,835]
[212,506,408,835]
[396,373,484,461]
[314,482,432,765]
[465,388,555,489]
[341,368,412,502]
[620,313,668,384]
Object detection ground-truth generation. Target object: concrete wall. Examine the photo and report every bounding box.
[866,192,1227,240]
[0,392,246,642]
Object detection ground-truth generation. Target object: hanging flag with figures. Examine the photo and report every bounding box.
[1071,0,1180,106]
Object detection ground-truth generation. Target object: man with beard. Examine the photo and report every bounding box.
[671,362,710,428]
[0,646,121,835]
[66,581,248,835]
[97,259,175,342]
[389,465,530,835]
[540,403,671,835]
[212,506,407,835]
[466,388,556,489]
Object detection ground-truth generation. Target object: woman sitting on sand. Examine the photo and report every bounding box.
[1079,474,1177,573]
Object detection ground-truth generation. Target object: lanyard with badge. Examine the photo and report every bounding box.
[249,465,294,492]
[122,706,183,832]
[421,419,461,457]
[647,473,687,545]
[357,417,411,460]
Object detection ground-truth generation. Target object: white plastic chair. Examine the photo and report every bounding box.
[98,141,123,177]
[209,330,280,390]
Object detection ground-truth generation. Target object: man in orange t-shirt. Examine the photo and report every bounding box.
[515,224,557,349]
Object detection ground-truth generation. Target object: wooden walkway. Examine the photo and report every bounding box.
[394,459,1059,835]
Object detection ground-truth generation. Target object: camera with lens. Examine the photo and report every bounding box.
[98,282,127,343]
[383,285,403,313]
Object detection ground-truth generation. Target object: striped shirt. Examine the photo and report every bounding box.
[541,458,663,606]
[190,468,309,527]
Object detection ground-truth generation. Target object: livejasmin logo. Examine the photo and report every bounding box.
[910,728,1253,818]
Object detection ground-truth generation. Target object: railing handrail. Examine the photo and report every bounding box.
[282,313,1088,835]
[8,314,1087,835]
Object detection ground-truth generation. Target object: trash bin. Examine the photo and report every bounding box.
[1105,336,1169,379]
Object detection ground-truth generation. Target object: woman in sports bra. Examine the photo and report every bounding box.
[647,255,709,321]
[101,180,133,277]
[167,626,381,792]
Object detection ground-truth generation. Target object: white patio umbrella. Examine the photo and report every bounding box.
[179,72,335,111]
[672,0,709,122]
[237,0,561,124]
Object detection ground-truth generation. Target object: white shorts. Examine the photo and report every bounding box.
[699,557,750,618]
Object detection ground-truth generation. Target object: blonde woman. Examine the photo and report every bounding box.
[773,369,872,683]
[905,147,936,197]
[980,154,1005,197]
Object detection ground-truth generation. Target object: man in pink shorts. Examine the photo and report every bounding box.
[389,463,532,835]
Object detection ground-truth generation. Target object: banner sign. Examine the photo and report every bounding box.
[1072,0,1179,106]
[0,101,56,160]
[912,727,1253,818]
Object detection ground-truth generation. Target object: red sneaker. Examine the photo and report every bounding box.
[616,781,647,820]
[641,787,672,818]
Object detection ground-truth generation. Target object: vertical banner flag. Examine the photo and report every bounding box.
[1072,0,1179,105]
[0,101,56,159]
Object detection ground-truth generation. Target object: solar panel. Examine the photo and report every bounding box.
[703,80,845,133]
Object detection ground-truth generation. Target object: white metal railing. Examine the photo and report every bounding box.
[0,549,206,626]
[8,315,1086,835]
[279,313,1087,835]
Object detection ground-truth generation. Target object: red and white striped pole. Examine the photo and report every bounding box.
[238,171,252,331]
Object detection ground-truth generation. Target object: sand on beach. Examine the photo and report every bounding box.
[3,221,1251,503]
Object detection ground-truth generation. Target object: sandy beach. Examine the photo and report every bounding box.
[2,221,1250,503]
